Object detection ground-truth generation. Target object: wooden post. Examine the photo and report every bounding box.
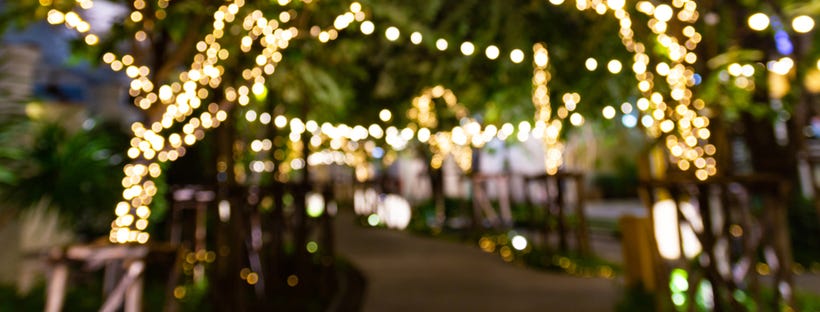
[470,175,484,231]
[163,248,185,312]
[267,180,285,293]
[556,176,567,252]
[100,260,144,312]
[246,188,267,300]
[697,183,725,312]
[619,216,657,291]
[542,177,552,252]
[45,262,68,312]
[573,173,591,256]
[319,186,337,299]
[771,181,795,310]
[194,190,213,283]
[497,175,513,228]
[523,176,538,243]
[125,270,143,312]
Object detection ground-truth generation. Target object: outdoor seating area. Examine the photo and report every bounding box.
[2,0,820,311]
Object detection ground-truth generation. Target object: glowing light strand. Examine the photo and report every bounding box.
[32,0,716,244]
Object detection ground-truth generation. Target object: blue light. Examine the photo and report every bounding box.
[372,147,385,159]
[621,115,638,128]
[770,16,783,29]
[774,30,793,55]
[692,73,702,85]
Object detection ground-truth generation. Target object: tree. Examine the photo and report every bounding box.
[11,0,818,309]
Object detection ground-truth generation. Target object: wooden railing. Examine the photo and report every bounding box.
[523,171,590,256]
[639,175,794,311]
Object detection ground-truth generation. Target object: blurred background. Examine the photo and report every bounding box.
[1,0,820,311]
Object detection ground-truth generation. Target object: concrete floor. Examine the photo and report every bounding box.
[335,212,621,312]
[335,199,820,311]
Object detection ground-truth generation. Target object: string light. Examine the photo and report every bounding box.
[385,26,400,41]
[585,58,598,71]
[30,0,717,244]
[792,15,815,34]
[748,13,770,31]
[435,38,448,51]
[410,32,423,44]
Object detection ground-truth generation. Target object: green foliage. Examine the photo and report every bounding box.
[402,197,474,238]
[0,57,30,187]
[0,276,103,312]
[147,161,170,226]
[699,50,771,122]
[783,0,820,16]
[588,121,644,198]
[0,264,219,312]
[0,0,47,34]
[788,193,820,266]
[593,158,639,198]
[0,118,130,237]
[796,290,820,312]
[175,276,212,312]
[0,121,28,186]
[405,197,620,278]
[242,0,643,127]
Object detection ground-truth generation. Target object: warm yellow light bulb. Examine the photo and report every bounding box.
[793,15,815,34]
[410,32,422,44]
[485,45,500,60]
[654,5,673,22]
[460,42,475,56]
[385,26,400,41]
[360,21,374,35]
[84,34,99,45]
[602,106,616,119]
[747,13,769,31]
[379,109,392,122]
[510,49,525,63]
[436,38,448,51]
[607,59,623,73]
[607,0,625,10]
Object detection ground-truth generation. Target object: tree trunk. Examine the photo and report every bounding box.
[426,150,446,229]
[211,105,246,311]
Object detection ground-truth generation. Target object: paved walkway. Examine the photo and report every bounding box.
[335,199,820,311]
[335,211,620,312]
